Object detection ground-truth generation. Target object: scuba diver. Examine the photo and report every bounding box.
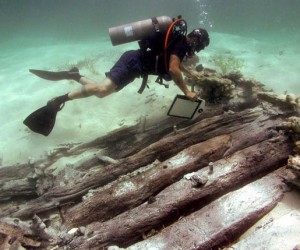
[24,16,210,136]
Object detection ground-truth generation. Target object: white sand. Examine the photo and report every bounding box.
[0,32,299,165]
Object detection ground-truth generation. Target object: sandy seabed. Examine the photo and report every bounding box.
[0,32,299,166]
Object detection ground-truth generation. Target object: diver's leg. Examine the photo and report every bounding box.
[49,77,117,107]
[78,76,97,86]
[69,77,117,99]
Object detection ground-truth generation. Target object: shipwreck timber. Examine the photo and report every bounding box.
[1,67,300,250]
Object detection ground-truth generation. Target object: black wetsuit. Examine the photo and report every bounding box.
[105,34,189,90]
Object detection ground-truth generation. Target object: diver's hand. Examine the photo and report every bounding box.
[185,90,198,101]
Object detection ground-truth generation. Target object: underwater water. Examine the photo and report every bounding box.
[0,0,299,165]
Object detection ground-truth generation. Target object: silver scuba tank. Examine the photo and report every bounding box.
[109,16,173,46]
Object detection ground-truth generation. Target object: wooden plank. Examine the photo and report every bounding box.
[69,135,291,249]
[126,174,285,250]
[3,109,261,219]
[65,135,231,227]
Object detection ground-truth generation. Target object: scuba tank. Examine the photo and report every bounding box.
[109,16,173,46]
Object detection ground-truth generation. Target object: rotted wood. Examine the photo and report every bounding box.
[0,118,181,200]
[1,108,261,219]
[0,220,40,249]
[69,132,291,249]
[0,124,164,201]
[0,213,58,249]
[65,108,286,228]
[126,174,286,250]
[65,134,231,227]
[0,106,224,204]
[286,154,300,192]
[230,184,300,250]
[0,69,299,249]
[258,92,300,111]
[0,163,36,201]
[70,113,216,159]
[287,178,300,191]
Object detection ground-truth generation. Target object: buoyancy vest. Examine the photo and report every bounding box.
[138,17,187,93]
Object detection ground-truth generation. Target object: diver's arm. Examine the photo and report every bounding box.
[180,63,200,78]
[169,54,197,100]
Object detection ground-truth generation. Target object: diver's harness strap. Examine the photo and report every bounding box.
[138,17,165,94]
[155,76,169,88]
[138,75,169,94]
[138,74,149,94]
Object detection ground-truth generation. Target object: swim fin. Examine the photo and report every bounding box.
[29,67,81,82]
[23,101,64,136]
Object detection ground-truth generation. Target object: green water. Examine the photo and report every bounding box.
[1,0,299,42]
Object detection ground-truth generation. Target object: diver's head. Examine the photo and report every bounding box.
[187,28,210,56]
